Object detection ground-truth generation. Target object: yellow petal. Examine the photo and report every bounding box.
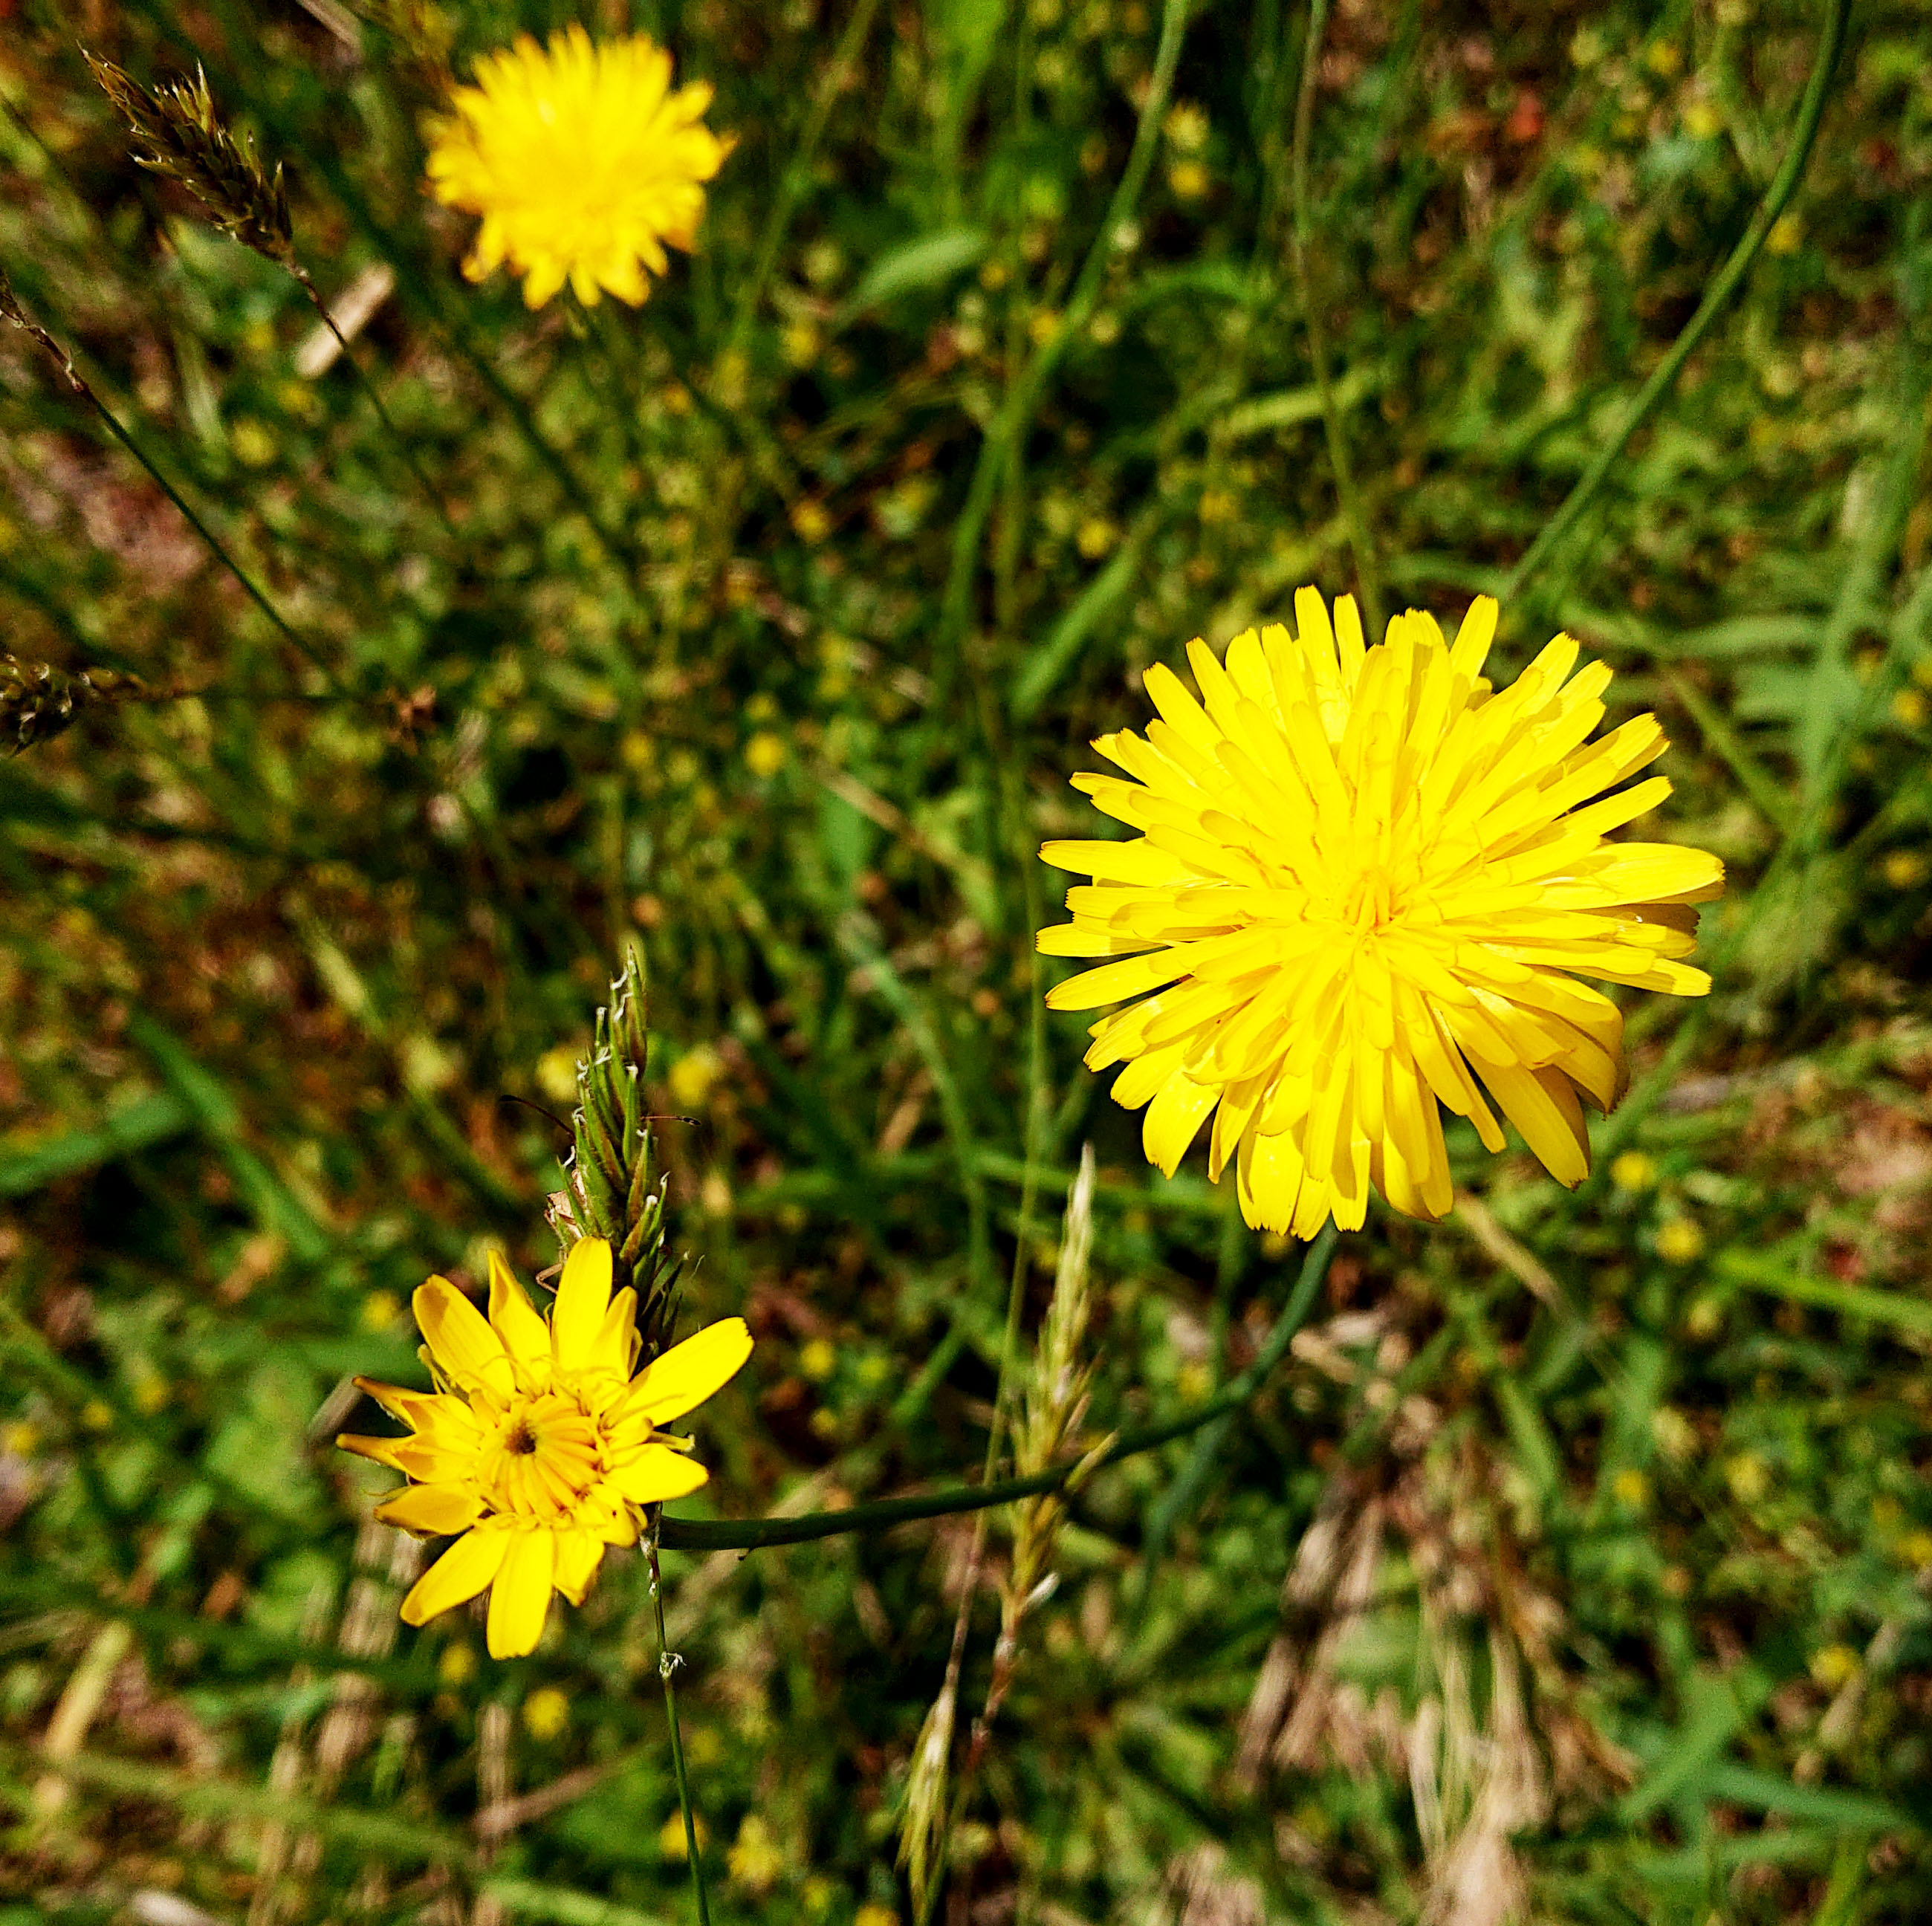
[486,1528,557,1658]
[590,1285,641,1378]
[400,1523,510,1626]
[414,1277,515,1398]
[375,1484,484,1537]
[552,1238,614,1374]
[623,1317,753,1424]
[487,1251,551,1375]
[610,1442,712,1504]
[553,1528,606,1606]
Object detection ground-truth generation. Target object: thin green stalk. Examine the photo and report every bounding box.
[944,0,1193,691]
[646,1531,712,1926]
[1501,0,1850,602]
[723,0,886,360]
[1289,0,1383,640]
[291,265,460,537]
[1,285,342,690]
[660,1225,1338,1553]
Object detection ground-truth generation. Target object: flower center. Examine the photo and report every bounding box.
[1337,860,1403,933]
[482,1391,603,1521]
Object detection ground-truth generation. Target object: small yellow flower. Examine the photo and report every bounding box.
[661,1810,710,1858]
[3,1421,40,1458]
[727,1812,784,1894]
[1610,1150,1658,1192]
[339,1239,752,1658]
[1077,516,1119,560]
[1766,213,1804,256]
[791,499,833,545]
[669,1045,723,1109]
[1883,850,1928,889]
[522,1685,570,1739]
[1897,1528,1932,1569]
[745,731,788,780]
[1809,1644,1860,1690]
[439,1641,478,1685]
[1168,158,1210,201]
[799,1336,837,1382]
[1656,1217,1704,1263]
[1611,1467,1650,1508]
[855,1905,900,1926]
[1037,590,1722,1237]
[1892,687,1928,729]
[361,1288,403,1334]
[425,27,733,308]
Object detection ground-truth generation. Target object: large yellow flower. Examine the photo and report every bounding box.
[340,1239,751,1658]
[424,27,731,309]
[1037,590,1723,1239]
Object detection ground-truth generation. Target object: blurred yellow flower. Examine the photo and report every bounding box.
[668,1045,723,1109]
[1610,1150,1657,1192]
[745,730,788,779]
[522,1684,570,1739]
[339,1240,751,1658]
[1883,851,1928,889]
[1809,1643,1860,1690]
[1766,213,1804,256]
[1038,590,1723,1237]
[1168,159,1210,201]
[727,1812,785,1893]
[425,27,732,308]
[1656,1217,1705,1263]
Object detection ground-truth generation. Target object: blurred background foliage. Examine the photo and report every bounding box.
[3,0,1932,1921]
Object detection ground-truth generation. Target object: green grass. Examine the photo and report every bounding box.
[4,1,1932,1921]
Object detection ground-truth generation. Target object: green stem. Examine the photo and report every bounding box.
[1289,0,1383,639]
[660,1225,1338,1553]
[942,0,1193,693]
[1501,0,1850,602]
[646,1530,712,1926]
[723,0,886,361]
[291,264,461,537]
[2,296,342,690]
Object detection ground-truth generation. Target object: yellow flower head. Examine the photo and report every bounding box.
[339,1239,751,1657]
[1037,589,1723,1239]
[425,27,732,309]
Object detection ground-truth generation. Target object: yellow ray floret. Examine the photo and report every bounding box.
[1036,589,1724,1239]
[424,27,732,308]
[339,1239,751,1657]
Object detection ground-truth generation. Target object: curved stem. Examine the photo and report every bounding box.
[1,288,343,690]
[1290,0,1384,639]
[660,1225,1338,1553]
[646,1530,712,1926]
[1501,0,1850,603]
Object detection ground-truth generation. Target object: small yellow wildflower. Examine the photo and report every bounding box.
[669,1045,723,1110]
[81,1399,114,1432]
[361,1288,403,1334]
[438,1641,477,1686]
[1809,1644,1860,1690]
[1656,1217,1705,1263]
[1892,687,1928,729]
[522,1685,570,1740]
[791,499,833,545]
[339,1239,752,1658]
[1168,159,1210,201]
[1883,851,1928,889]
[3,1421,40,1458]
[856,1905,901,1926]
[1038,590,1723,1236]
[727,1812,785,1894]
[661,1810,710,1858]
[425,27,733,308]
[1611,1467,1650,1508]
[1897,1528,1932,1569]
[1610,1150,1658,1192]
[1766,213,1804,256]
[745,731,788,779]
[799,1336,837,1382]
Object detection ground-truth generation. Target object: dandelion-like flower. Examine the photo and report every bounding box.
[340,1239,751,1657]
[424,27,731,308]
[1038,590,1723,1239]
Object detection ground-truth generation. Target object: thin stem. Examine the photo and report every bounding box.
[1290,0,1383,640]
[1,293,343,690]
[1501,0,1850,602]
[291,265,460,536]
[942,0,1193,693]
[646,1530,712,1926]
[723,0,886,360]
[659,1225,1339,1553]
